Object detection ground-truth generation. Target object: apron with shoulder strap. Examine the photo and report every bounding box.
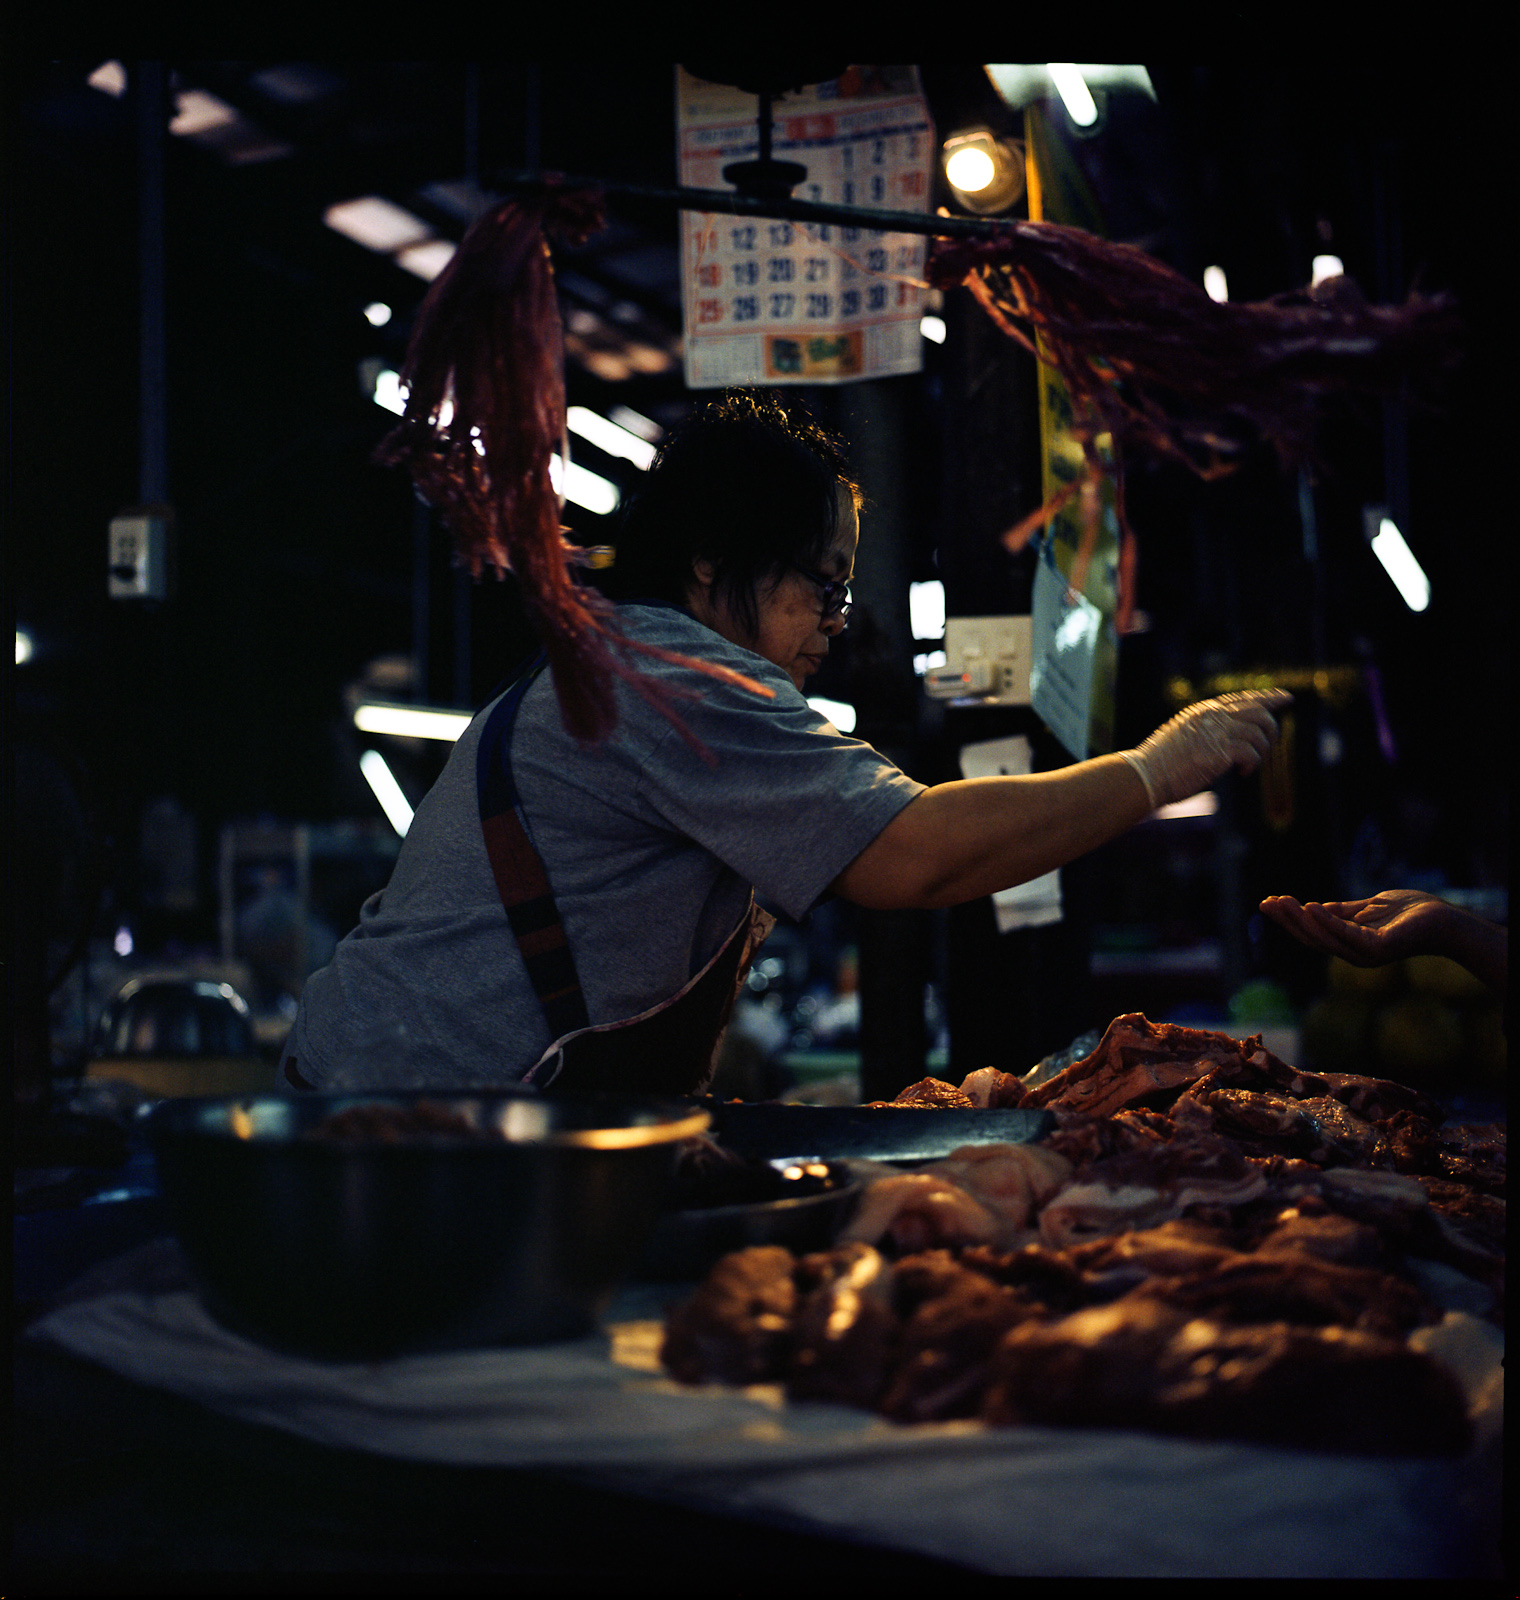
[476,653,774,1095]
[281,652,776,1095]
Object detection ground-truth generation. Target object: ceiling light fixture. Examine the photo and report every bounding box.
[396,239,456,282]
[355,703,472,741]
[807,697,856,734]
[942,130,1025,215]
[984,64,1155,110]
[87,61,127,97]
[567,406,657,469]
[362,384,619,513]
[609,406,663,444]
[550,454,620,516]
[1047,64,1099,128]
[324,197,433,255]
[169,89,238,138]
[909,580,946,640]
[1365,510,1430,613]
[163,81,292,165]
[359,750,415,836]
[945,142,996,194]
[371,368,407,415]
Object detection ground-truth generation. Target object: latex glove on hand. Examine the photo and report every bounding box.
[1121,690,1293,811]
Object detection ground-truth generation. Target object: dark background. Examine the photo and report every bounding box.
[6,59,1509,1093]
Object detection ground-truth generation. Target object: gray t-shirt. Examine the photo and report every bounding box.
[291,603,925,1087]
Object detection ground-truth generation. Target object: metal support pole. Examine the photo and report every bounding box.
[413,499,432,701]
[839,378,931,1101]
[523,70,541,171]
[492,168,1022,243]
[464,63,480,189]
[136,61,168,508]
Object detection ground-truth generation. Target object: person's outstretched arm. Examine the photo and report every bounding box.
[1260,889,1508,999]
[833,691,1291,910]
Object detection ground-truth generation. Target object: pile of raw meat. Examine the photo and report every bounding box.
[662,1015,1503,1455]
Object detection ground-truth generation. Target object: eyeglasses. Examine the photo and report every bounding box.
[785,561,853,624]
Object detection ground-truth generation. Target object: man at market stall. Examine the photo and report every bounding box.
[284,389,1289,1096]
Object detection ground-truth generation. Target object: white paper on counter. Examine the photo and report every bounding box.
[24,1242,1502,1581]
[958,734,1063,933]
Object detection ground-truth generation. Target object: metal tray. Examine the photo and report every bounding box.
[632,1160,862,1281]
[699,1101,1055,1164]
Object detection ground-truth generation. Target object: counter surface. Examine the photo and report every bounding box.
[13,1129,1506,1586]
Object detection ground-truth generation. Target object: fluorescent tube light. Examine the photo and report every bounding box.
[364,302,393,327]
[324,197,433,254]
[609,405,662,444]
[808,697,856,733]
[396,239,456,281]
[1047,65,1098,127]
[359,750,414,836]
[920,315,947,344]
[88,61,127,96]
[373,368,407,415]
[985,64,1154,110]
[1311,254,1345,286]
[567,406,657,469]
[169,89,239,138]
[355,703,472,741]
[16,628,34,664]
[365,384,619,515]
[550,454,620,515]
[1203,265,1229,303]
[1370,517,1430,612]
[1152,792,1219,821]
[909,581,946,640]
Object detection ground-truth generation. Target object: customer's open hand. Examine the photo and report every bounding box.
[1260,889,1458,968]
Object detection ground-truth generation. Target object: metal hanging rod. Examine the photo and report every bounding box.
[493,169,1024,242]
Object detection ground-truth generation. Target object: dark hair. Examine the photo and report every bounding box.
[596,389,858,641]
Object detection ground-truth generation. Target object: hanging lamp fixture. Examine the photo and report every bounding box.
[683,62,849,199]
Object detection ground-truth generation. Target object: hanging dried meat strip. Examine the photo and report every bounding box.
[375,186,771,745]
[927,222,1461,584]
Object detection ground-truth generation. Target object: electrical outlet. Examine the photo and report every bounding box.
[942,615,1033,703]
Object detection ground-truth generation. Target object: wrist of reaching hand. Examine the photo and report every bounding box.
[1118,750,1159,810]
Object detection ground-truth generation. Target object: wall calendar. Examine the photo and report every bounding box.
[675,66,936,388]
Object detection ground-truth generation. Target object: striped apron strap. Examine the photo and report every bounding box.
[475,654,591,1042]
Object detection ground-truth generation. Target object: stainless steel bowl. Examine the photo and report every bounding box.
[146,1090,709,1360]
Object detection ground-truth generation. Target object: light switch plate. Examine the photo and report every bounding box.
[942,615,1033,703]
[109,512,169,599]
